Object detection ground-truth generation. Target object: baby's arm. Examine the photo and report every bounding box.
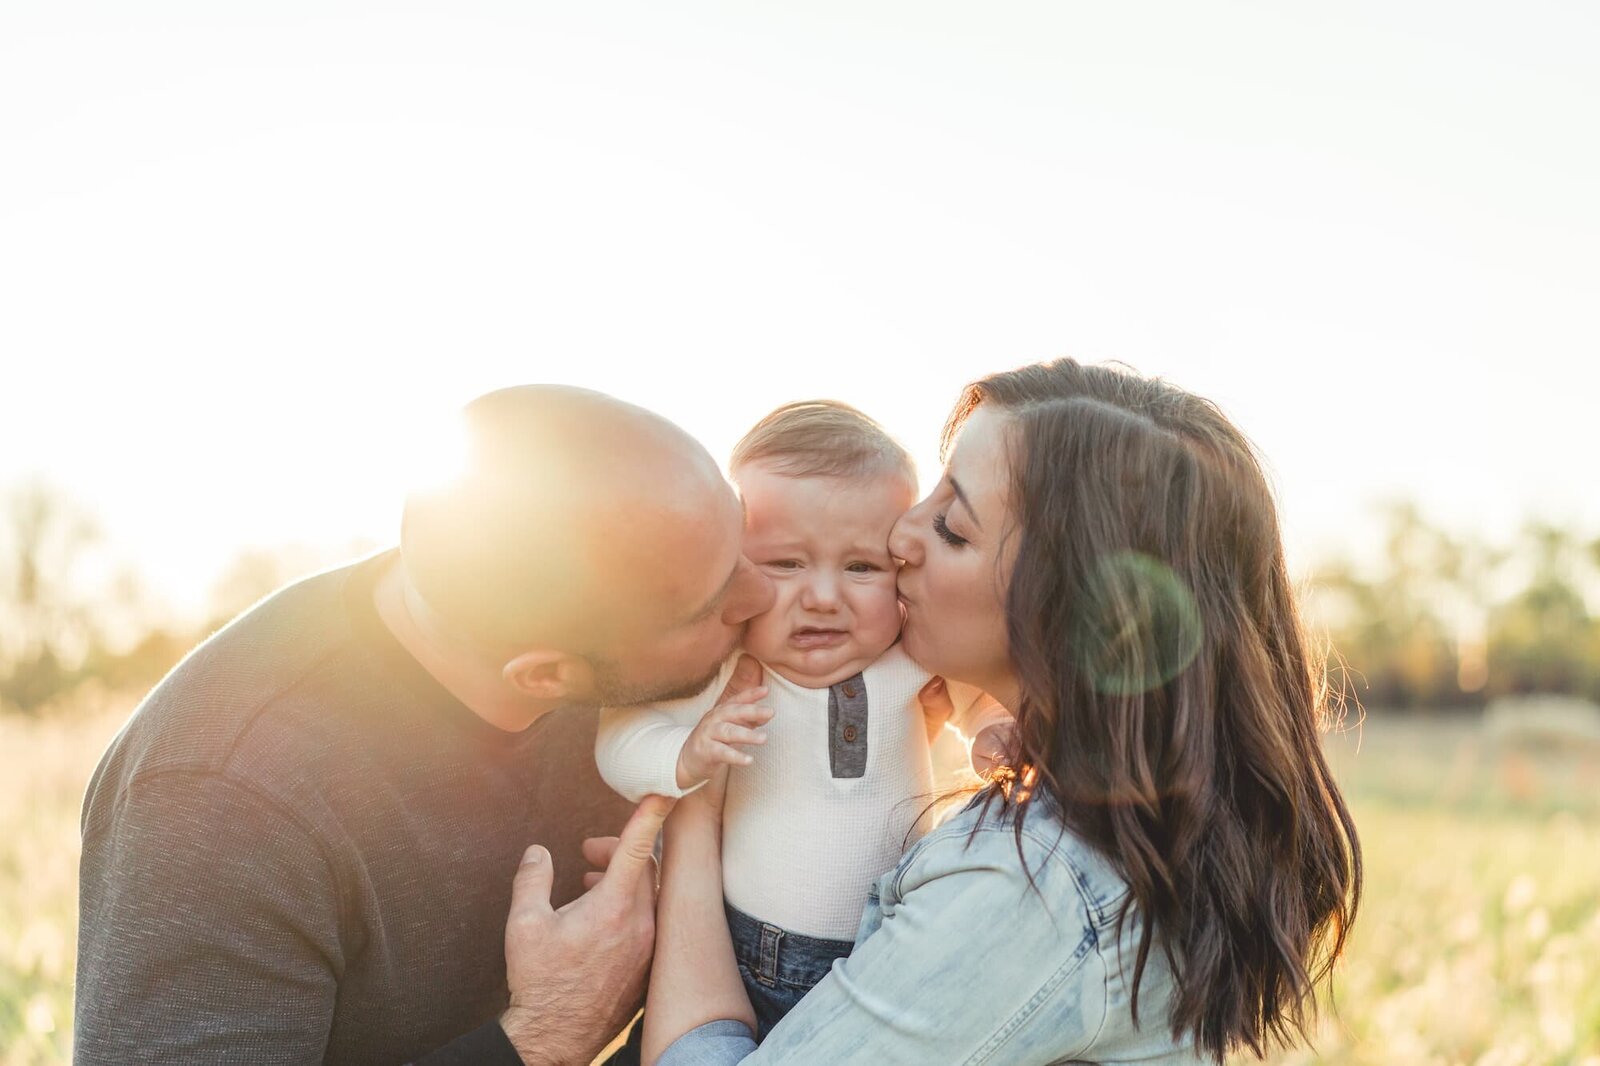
[673,689,772,789]
[595,657,773,800]
[596,663,729,802]
[944,679,1015,779]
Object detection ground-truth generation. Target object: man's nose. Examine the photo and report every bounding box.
[722,557,775,625]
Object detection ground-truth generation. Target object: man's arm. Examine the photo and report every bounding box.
[75,770,524,1066]
[75,771,344,1063]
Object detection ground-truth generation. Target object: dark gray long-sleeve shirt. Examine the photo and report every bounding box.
[75,550,635,1064]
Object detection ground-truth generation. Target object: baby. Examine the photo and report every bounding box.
[596,400,1010,1039]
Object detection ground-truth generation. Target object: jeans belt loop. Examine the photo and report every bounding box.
[758,922,784,985]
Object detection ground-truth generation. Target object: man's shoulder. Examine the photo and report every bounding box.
[90,555,386,802]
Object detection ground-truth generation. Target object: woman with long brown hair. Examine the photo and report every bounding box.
[641,359,1361,1064]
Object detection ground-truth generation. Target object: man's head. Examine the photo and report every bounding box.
[401,385,773,706]
[729,400,917,687]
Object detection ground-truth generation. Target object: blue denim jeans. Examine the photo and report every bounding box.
[724,901,855,1041]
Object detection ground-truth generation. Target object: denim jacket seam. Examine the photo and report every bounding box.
[919,818,1129,927]
[961,923,1101,1064]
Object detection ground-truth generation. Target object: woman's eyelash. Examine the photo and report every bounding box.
[932,512,968,547]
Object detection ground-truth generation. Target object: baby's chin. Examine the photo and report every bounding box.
[750,633,897,689]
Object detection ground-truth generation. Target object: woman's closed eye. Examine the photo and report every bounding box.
[932,512,968,548]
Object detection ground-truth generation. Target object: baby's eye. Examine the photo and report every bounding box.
[845,561,880,574]
[765,559,802,571]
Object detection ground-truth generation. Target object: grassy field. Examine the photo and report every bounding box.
[3,693,1598,1064]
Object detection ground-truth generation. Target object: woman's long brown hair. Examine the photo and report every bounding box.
[951,360,1361,1062]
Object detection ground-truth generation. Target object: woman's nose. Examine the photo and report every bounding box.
[889,506,923,567]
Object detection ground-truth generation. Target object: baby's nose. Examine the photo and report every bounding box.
[802,573,841,608]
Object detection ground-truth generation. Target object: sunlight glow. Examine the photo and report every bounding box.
[398,410,475,504]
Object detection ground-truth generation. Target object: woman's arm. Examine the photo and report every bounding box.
[640,783,758,1065]
[650,823,1109,1065]
[641,655,768,1065]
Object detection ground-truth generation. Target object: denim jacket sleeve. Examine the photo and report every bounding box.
[658,801,1137,1066]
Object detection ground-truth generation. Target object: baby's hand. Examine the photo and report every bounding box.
[675,686,774,791]
[970,722,1015,780]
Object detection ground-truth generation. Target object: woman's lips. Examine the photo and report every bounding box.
[789,627,848,649]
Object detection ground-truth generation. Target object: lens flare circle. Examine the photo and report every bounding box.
[1073,550,1204,697]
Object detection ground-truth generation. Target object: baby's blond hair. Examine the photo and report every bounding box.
[731,400,915,485]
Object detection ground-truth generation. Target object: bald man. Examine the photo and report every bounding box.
[74,387,775,1065]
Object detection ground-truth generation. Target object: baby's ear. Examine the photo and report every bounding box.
[503,649,593,700]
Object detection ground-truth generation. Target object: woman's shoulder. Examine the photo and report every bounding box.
[894,786,1131,926]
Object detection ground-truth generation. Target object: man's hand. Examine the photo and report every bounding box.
[499,795,673,1065]
[674,682,773,791]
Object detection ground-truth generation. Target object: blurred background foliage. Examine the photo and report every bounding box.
[1308,501,1600,712]
[0,481,374,715]
[3,480,1598,1064]
[5,481,1597,718]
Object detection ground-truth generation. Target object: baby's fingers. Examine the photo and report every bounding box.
[711,741,759,767]
[714,685,769,711]
[715,703,775,729]
[714,722,768,748]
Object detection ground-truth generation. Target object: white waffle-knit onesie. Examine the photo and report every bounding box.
[595,644,1009,940]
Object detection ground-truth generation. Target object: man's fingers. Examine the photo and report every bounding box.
[582,835,620,871]
[719,654,765,701]
[582,871,604,890]
[509,845,555,919]
[593,794,674,900]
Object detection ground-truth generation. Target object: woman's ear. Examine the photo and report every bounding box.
[502,649,595,701]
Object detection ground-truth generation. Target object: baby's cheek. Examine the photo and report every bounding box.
[741,603,790,662]
[857,582,906,646]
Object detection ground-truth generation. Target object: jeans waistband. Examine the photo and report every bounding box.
[724,901,855,989]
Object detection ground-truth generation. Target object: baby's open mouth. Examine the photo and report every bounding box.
[789,627,849,649]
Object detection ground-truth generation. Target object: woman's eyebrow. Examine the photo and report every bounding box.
[947,476,983,529]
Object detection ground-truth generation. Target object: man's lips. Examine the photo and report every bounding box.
[789,627,849,649]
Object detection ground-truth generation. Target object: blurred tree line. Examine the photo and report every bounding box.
[0,482,372,714]
[1308,502,1600,710]
[2,484,1597,715]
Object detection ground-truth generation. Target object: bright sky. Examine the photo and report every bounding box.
[4,1,1597,619]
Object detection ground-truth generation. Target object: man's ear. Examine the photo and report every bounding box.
[502,649,595,701]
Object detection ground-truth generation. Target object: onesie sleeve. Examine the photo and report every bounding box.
[595,657,735,801]
[943,679,1013,741]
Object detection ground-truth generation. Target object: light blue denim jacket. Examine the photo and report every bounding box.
[658,790,1204,1065]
